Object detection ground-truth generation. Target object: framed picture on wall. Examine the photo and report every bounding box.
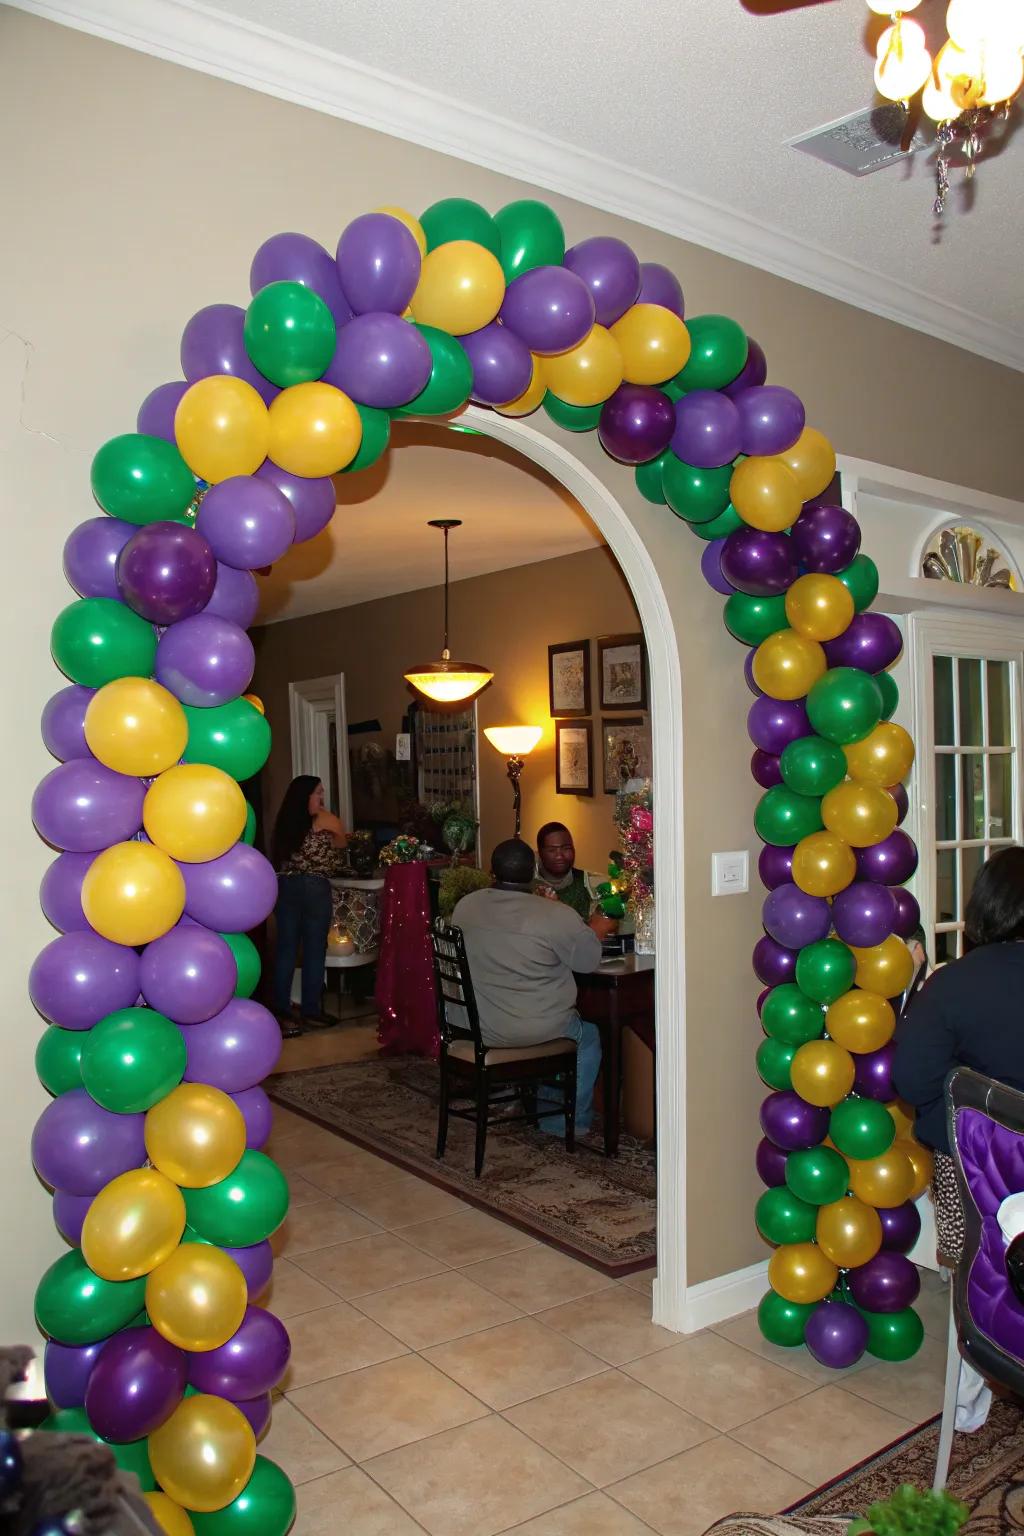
[598,634,648,710]
[555,721,593,796]
[602,717,651,794]
[548,640,591,718]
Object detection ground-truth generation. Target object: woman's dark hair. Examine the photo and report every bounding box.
[271,775,320,870]
[964,847,1024,950]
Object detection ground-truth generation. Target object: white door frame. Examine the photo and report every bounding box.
[288,674,354,831]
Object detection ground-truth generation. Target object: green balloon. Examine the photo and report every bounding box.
[674,315,748,392]
[221,931,261,998]
[756,1036,797,1091]
[36,1026,84,1096]
[635,451,669,506]
[80,1006,186,1114]
[342,403,391,473]
[754,785,824,846]
[36,1248,146,1344]
[757,1288,815,1347]
[91,434,196,525]
[756,1186,818,1246]
[779,735,848,798]
[836,554,880,613]
[182,698,271,781]
[660,377,688,402]
[785,1145,849,1206]
[127,1308,151,1328]
[184,1150,289,1247]
[724,592,788,647]
[830,1098,896,1161]
[795,939,856,1005]
[761,985,824,1047]
[662,457,733,524]
[421,197,500,256]
[52,598,157,689]
[690,503,744,542]
[190,1456,296,1536]
[807,667,884,746]
[494,199,565,280]
[863,1306,924,1362]
[876,669,899,722]
[542,393,602,432]
[242,801,257,846]
[39,1407,156,1489]
[243,281,336,388]
[395,325,473,417]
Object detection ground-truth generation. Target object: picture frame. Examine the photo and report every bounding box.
[602,716,651,794]
[555,720,594,796]
[598,633,648,711]
[548,640,591,718]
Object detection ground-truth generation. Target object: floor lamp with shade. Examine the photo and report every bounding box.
[483,726,543,838]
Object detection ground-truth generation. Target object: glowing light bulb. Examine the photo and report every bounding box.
[874,41,933,98]
[866,0,921,12]
[947,0,1024,51]
[979,45,1024,104]
[875,17,928,59]
[922,74,961,120]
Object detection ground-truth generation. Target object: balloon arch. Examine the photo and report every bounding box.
[30,196,928,1530]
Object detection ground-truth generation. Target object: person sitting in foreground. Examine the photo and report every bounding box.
[534,821,596,919]
[453,837,605,1136]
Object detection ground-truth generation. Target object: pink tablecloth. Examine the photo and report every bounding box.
[374,862,439,1059]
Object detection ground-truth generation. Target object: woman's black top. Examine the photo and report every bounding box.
[892,942,1024,1154]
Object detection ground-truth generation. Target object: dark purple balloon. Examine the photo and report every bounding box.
[564,236,641,326]
[188,1305,290,1399]
[734,386,805,458]
[63,518,135,601]
[721,528,797,597]
[182,844,277,931]
[231,1087,273,1149]
[85,1328,187,1442]
[753,934,798,987]
[748,696,810,755]
[825,613,903,673]
[637,262,684,318]
[751,750,783,789]
[671,391,742,469]
[336,214,421,316]
[140,926,238,1025]
[759,843,795,891]
[32,1089,145,1195]
[805,1300,868,1369]
[44,1340,104,1409]
[250,232,353,328]
[847,1251,920,1313]
[723,337,767,399]
[790,504,861,575]
[203,562,260,629]
[53,1190,93,1245]
[256,461,336,545]
[853,1041,897,1102]
[234,1392,272,1439]
[117,522,217,626]
[32,760,145,854]
[40,851,97,932]
[700,538,733,596]
[757,986,771,1017]
[196,477,295,570]
[756,1135,789,1187]
[760,1090,830,1151]
[744,648,762,697]
[42,686,95,762]
[763,884,832,949]
[155,614,255,708]
[30,931,140,1030]
[499,265,595,355]
[891,885,921,939]
[831,882,898,948]
[181,304,278,405]
[461,322,533,406]
[855,830,919,886]
[325,313,431,408]
[598,385,675,465]
[888,783,910,827]
[137,383,190,444]
[181,999,281,1092]
[223,1241,274,1298]
[878,1201,922,1255]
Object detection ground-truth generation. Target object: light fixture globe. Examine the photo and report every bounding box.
[483,726,543,756]
[404,519,494,704]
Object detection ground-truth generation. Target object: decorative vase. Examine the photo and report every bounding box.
[633,892,656,956]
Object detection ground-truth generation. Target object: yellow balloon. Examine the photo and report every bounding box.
[82,1169,186,1281]
[496,355,546,417]
[730,457,803,532]
[242,693,265,715]
[886,1099,915,1139]
[84,678,188,778]
[844,723,916,788]
[145,1084,247,1189]
[267,382,362,478]
[851,935,915,998]
[144,1494,195,1536]
[816,1195,883,1268]
[790,1038,856,1107]
[784,573,855,643]
[374,204,427,256]
[541,325,624,407]
[143,764,246,864]
[821,781,899,847]
[897,1136,935,1200]
[610,304,691,384]
[409,240,505,335]
[147,1244,247,1352]
[82,841,185,946]
[175,377,269,485]
[752,629,827,701]
[826,989,896,1054]
[792,830,857,898]
[149,1395,256,1514]
[767,1241,838,1305]
[847,1145,916,1208]
[779,427,837,501]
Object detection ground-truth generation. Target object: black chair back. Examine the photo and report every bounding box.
[430,919,485,1065]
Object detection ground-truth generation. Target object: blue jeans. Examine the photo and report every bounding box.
[272,873,332,1016]
[538,1013,602,1135]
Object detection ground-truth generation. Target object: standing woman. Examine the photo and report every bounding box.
[271,775,347,1036]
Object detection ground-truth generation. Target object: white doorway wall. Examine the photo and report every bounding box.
[289,674,354,831]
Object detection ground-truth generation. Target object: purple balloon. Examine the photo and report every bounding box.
[32,1089,145,1195]
[598,385,675,465]
[879,1201,922,1254]
[760,1090,830,1151]
[744,648,762,697]
[86,1328,187,1443]
[31,931,140,1030]
[234,1392,272,1439]
[117,522,217,626]
[137,382,190,443]
[847,1251,921,1313]
[231,1086,274,1149]
[197,477,295,570]
[763,883,832,950]
[888,783,909,826]
[751,750,782,789]
[700,538,733,596]
[181,304,277,405]
[734,386,805,458]
[891,885,921,940]
[499,266,595,355]
[182,844,277,931]
[722,528,797,597]
[756,1135,789,1187]
[723,337,767,399]
[181,999,281,1093]
[140,926,238,1025]
[250,232,352,328]
[637,262,684,318]
[53,1189,93,1245]
[790,504,861,575]
[33,760,144,853]
[255,462,336,545]
[203,562,260,629]
[855,830,919,886]
[44,1340,104,1409]
[335,214,421,317]
[753,934,798,987]
[854,1041,897,1102]
[155,614,255,708]
[759,844,795,891]
[461,322,533,406]
[40,852,97,932]
[64,518,135,601]
[831,882,898,948]
[324,313,431,409]
[805,1300,868,1369]
[825,613,903,673]
[223,1241,274,1298]
[748,696,810,755]
[42,686,95,762]
[188,1305,290,1399]
[671,391,742,469]
[564,236,641,326]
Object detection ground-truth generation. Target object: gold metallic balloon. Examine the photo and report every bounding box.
[792,830,857,898]
[175,376,269,485]
[267,382,362,477]
[496,355,546,417]
[409,240,505,336]
[851,936,915,998]
[767,1241,838,1304]
[779,427,837,501]
[821,781,899,848]
[81,1168,186,1282]
[844,722,915,788]
[541,325,624,407]
[145,1084,247,1190]
[784,573,855,643]
[886,1099,915,1138]
[790,1039,856,1108]
[146,1243,247,1352]
[81,840,186,947]
[149,1395,256,1514]
[610,304,691,385]
[144,1493,195,1536]
[241,694,265,715]
[847,1145,916,1208]
[84,678,188,779]
[825,989,896,1054]
[374,204,427,255]
[752,630,827,701]
[896,1136,935,1200]
[730,457,803,533]
[143,763,247,864]
[816,1194,883,1267]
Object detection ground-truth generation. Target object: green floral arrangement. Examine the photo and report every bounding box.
[441,810,478,862]
[439,866,493,919]
[379,834,422,866]
[846,1485,969,1536]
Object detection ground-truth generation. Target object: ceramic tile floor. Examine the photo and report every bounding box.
[261,1101,951,1536]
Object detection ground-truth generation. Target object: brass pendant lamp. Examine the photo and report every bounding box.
[404,520,494,705]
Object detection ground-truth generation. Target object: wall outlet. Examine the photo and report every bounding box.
[395,732,411,762]
[712,850,749,896]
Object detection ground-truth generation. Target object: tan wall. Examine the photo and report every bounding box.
[253,547,642,872]
[4,10,1024,1337]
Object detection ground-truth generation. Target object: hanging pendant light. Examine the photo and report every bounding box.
[404,519,494,704]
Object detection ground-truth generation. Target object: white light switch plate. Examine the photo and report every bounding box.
[712,850,749,896]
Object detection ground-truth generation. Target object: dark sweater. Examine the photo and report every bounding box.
[892,943,1024,1154]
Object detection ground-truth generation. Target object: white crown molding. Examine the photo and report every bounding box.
[10,0,1024,372]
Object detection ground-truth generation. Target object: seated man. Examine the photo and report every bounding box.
[534,821,595,919]
[453,837,604,1136]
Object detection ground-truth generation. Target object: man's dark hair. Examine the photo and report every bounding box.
[491,838,536,885]
[536,821,571,849]
[964,846,1024,950]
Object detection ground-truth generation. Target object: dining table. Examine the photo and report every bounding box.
[574,953,655,1156]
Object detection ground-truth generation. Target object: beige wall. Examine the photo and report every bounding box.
[4,10,1024,1337]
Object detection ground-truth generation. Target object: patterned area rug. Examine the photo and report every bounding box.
[269,1056,656,1275]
